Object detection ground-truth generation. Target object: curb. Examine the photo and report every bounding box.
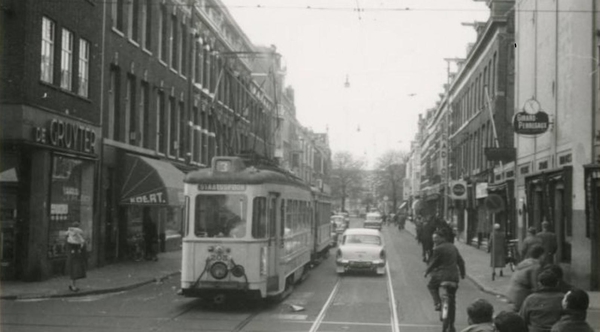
[1,271,181,301]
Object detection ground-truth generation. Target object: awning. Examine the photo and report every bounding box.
[120,154,184,206]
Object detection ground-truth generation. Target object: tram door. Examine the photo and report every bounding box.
[266,193,279,291]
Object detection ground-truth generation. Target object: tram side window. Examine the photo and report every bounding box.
[195,195,246,238]
[252,197,267,239]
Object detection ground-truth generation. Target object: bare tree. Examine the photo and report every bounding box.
[330,151,364,212]
[373,150,408,214]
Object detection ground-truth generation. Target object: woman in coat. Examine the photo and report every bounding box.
[489,223,506,277]
[65,221,86,292]
[506,244,544,311]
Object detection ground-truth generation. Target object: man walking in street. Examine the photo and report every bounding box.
[537,220,558,265]
[521,227,542,260]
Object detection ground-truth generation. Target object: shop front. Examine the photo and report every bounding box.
[583,165,599,290]
[0,113,100,281]
[115,154,185,261]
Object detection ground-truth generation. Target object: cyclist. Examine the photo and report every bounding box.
[424,229,466,332]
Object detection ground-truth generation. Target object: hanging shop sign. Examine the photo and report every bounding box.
[449,180,467,200]
[513,99,550,136]
[32,118,98,155]
[475,182,489,199]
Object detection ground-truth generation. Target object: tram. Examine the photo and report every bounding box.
[180,156,332,303]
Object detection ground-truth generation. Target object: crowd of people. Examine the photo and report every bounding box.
[409,213,595,332]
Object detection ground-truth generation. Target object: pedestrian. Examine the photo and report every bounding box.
[537,220,558,265]
[551,288,595,332]
[542,264,573,293]
[415,215,424,244]
[143,209,159,261]
[460,299,495,332]
[521,227,542,260]
[506,244,544,312]
[493,311,528,332]
[420,217,436,262]
[519,268,564,332]
[488,223,506,277]
[65,221,86,292]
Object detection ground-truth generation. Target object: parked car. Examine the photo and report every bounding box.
[363,212,383,230]
[331,215,348,244]
[335,228,386,275]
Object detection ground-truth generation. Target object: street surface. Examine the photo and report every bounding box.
[4,216,592,332]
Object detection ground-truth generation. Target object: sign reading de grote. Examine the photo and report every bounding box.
[33,119,98,155]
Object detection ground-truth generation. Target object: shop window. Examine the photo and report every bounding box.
[48,155,95,258]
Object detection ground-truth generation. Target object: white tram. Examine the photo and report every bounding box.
[180,156,332,302]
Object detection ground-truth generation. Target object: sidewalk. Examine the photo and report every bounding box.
[402,221,600,310]
[0,250,181,300]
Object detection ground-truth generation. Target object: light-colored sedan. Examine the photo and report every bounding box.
[335,228,386,275]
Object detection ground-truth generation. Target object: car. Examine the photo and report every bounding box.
[363,212,383,230]
[330,215,348,244]
[335,228,386,275]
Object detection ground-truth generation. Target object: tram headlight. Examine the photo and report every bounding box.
[231,264,245,278]
[210,262,229,280]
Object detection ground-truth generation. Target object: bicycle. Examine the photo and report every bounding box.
[506,239,519,272]
[439,281,458,332]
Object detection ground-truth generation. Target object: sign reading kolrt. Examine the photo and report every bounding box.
[512,110,549,135]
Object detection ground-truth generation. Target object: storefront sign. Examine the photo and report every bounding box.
[198,184,246,191]
[128,192,166,204]
[475,182,488,199]
[449,180,467,200]
[513,99,549,135]
[33,119,98,155]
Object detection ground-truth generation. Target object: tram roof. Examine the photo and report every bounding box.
[184,165,310,190]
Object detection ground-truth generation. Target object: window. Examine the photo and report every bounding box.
[178,101,185,159]
[180,22,187,75]
[192,106,200,163]
[195,41,203,84]
[169,97,177,156]
[252,197,267,238]
[128,0,139,41]
[171,14,178,69]
[60,29,74,90]
[195,195,247,238]
[159,4,168,61]
[158,92,167,153]
[107,68,121,140]
[48,155,95,258]
[77,39,90,97]
[41,17,55,83]
[114,0,125,31]
[141,82,151,148]
[142,0,152,50]
[126,75,137,145]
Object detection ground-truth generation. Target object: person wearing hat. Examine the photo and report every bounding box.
[521,226,542,260]
[537,220,558,265]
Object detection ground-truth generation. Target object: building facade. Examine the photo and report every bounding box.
[514,0,599,290]
[0,0,103,280]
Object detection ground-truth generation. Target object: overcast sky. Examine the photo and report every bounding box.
[220,0,490,168]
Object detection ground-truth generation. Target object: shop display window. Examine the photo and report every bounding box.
[48,155,94,258]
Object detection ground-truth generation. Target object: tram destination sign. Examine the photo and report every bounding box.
[513,110,549,136]
[198,184,246,191]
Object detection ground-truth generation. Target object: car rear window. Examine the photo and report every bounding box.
[344,234,381,245]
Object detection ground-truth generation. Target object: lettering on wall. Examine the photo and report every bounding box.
[32,119,98,155]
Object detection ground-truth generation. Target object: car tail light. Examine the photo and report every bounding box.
[380,250,386,260]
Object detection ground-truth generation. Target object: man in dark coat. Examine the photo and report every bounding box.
[537,221,558,265]
[420,217,436,262]
[521,227,542,260]
[424,229,466,332]
[519,268,564,332]
[551,289,595,332]
[143,211,159,261]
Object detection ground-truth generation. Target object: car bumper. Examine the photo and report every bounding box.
[336,259,386,274]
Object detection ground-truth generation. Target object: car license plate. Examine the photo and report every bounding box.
[350,261,371,268]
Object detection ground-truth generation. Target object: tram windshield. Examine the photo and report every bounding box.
[195,194,247,238]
